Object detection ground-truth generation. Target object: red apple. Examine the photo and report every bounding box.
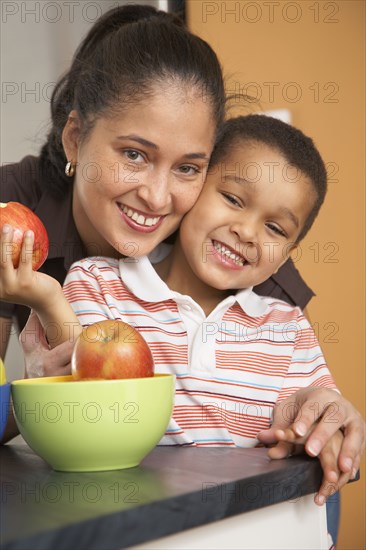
[71,320,154,380]
[0,201,49,270]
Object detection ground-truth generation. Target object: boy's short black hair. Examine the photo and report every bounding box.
[209,114,327,242]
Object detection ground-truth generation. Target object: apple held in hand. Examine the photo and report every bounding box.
[71,320,155,380]
[0,202,49,270]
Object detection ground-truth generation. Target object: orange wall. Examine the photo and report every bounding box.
[187,1,365,547]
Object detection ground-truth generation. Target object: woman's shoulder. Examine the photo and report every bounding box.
[1,155,40,177]
[0,155,42,206]
[253,258,315,310]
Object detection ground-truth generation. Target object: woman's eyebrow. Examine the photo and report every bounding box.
[117,134,209,160]
[117,134,158,149]
[182,152,210,160]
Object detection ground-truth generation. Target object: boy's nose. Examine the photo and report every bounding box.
[230,218,257,245]
[136,173,172,212]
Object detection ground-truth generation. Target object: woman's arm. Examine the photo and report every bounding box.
[0,317,12,361]
[18,256,116,381]
[0,226,81,347]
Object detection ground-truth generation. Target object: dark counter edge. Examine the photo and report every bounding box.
[1,456,322,550]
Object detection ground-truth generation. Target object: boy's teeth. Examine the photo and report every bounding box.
[122,205,160,227]
[213,241,246,266]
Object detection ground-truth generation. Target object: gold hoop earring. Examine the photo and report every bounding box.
[65,161,75,177]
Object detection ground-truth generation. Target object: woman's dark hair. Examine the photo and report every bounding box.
[40,4,226,196]
[209,114,328,242]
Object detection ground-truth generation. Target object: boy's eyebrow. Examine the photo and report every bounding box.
[224,175,250,185]
[279,207,299,228]
[117,134,210,160]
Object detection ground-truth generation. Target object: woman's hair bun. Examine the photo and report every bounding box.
[94,4,184,30]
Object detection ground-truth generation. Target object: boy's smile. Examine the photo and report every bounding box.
[160,140,316,307]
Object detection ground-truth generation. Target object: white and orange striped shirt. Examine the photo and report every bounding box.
[63,249,336,447]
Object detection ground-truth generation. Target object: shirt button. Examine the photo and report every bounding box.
[182,304,192,311]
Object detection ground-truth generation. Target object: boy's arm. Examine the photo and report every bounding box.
[258,309,365,497]
[0,226,81,347]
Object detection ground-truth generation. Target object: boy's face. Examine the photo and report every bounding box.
[178,140,316,291]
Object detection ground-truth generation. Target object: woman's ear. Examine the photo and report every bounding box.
[62,110,82,163]
[273,243,299,274]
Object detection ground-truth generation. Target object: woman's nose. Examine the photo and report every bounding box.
[136,172,172,212]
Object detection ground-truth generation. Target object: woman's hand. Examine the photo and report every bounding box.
[20,310,74,377]
[1,224,82,348]
[0,225,59,309]
[257,387,365,481]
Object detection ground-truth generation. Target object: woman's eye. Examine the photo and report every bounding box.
[222,193,241,207]
[267,223,286,237]
[124,150,144,162]
[178,165,200,176]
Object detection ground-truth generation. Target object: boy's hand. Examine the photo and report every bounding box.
[315,430,352,505]
[264,427,351,505]
[0,224,60,309]
[257,387,365,481]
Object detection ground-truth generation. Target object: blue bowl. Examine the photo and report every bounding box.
[0,383,11,439]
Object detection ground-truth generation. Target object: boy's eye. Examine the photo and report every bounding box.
[222,192,241,207]
[267,223,287,237]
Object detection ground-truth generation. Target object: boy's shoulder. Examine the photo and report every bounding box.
[253,293,304,320]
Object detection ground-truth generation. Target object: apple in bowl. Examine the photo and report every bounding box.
[71,319,154,380]
[0,201,49,270]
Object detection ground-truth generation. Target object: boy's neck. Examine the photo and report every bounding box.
[154,238,231,317]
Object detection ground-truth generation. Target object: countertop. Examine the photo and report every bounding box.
[0,442,323,550]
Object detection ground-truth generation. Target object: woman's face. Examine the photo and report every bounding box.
[63,86,216,258]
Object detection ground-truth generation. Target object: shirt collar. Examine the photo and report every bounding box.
[120,245,269,319]
[233,287,270,318]
[120,253,175,302]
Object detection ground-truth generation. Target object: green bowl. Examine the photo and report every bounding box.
[11,374,175,472]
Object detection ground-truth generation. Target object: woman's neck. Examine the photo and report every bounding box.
[154,237,230,317]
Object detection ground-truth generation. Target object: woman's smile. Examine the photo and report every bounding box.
[118,203,165,233]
